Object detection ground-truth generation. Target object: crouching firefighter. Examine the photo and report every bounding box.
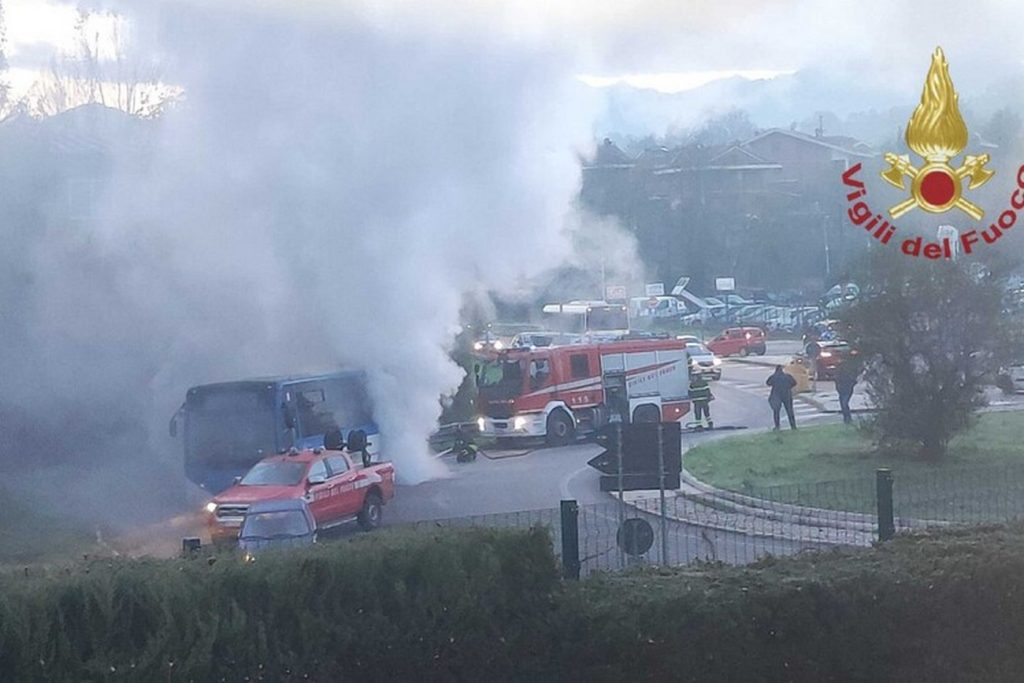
[689,374,714,429]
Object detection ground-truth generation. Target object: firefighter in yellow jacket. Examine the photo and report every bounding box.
[689,374,714,429]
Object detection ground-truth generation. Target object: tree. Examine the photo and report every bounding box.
[841,249,1023,460]
[0,0,9,115]
[982,107,1022,149]
[27,9,178,118]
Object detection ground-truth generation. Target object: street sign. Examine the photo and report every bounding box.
[617,518,654,556]
[587,423,682,491]
[645,283,665,296]
[605,284,627,302]
[715,277,735,292]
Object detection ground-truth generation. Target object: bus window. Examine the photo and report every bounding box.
[292,376,373,438]
[185,387,277,466]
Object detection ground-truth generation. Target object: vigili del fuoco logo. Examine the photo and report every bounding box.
[841,47,1024,259]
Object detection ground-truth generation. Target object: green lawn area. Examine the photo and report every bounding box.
[0,487,99,565]
[685,412,1024,518]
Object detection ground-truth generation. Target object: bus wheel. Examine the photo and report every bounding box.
[632,404,660,423]
[545,411,575,447]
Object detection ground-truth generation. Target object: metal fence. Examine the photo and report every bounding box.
[401,464,1024,578]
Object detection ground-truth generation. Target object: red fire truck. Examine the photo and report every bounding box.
[473,336,691,446]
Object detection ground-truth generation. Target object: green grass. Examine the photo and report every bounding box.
[686,411,1024,493]
[685,412,1024,519]
[0,487,99,565]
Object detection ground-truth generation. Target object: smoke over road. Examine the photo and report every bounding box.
[0,0,616,521]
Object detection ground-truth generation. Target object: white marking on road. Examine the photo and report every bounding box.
[560,463,591,500]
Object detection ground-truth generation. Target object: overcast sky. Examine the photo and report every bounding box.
[6,1,1024,101]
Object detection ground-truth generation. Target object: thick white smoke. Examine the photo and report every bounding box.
[31,1,600,487]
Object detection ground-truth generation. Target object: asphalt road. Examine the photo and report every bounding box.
[384,349,841,571]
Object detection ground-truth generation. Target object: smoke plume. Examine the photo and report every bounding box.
[1,0,605,519]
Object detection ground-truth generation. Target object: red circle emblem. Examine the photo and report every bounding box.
[920,170,956,206]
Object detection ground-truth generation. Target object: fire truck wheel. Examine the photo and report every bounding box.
[545,411,575,447]
[357,491,383,531]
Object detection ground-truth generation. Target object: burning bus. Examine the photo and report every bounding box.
[169,371,378,494]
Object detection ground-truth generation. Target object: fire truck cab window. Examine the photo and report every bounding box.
[478,360,522,388]
[570,354,589,379]
[530,359,551,387]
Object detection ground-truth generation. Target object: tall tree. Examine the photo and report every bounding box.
[842,249,1023,460]
[0,0,10,115]
[28,9,177,118]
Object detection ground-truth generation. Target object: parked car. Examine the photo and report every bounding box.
[206,438,395,545]
[238,498,317,558]
[997,364,1024,394]
[707,327,767,357]
[685,342,722,380]
[805,339,858,380]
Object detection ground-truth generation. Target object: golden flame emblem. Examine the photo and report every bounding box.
[881,47,993,220]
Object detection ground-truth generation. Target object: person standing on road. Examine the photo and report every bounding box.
[835,359,858,424]
[689,374,714,429]
[766,365,797,431]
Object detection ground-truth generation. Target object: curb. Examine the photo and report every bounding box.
[731,357,789,369]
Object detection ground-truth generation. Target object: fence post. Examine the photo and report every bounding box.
[876,468,895,541]
[560,499,580,580]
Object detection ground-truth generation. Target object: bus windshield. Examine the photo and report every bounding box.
[186,388,278,466]
[586,305,629,332]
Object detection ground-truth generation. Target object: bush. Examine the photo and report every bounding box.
[552,525,1024,681]
[0,526,559,681]
[7,524,1024,680]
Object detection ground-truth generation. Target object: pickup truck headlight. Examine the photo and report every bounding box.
[205,502,217,514]
[477,417,486,432]
[514,416,528,430]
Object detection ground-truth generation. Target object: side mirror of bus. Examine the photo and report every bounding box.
[347,429,367,453]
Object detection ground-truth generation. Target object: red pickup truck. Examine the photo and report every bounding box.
[206,446,395,544]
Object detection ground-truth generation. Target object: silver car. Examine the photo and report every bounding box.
[685,342,722,380]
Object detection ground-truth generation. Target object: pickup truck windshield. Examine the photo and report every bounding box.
[240,510,311,538]
[240,461,307,486]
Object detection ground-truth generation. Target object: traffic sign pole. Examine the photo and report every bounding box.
[657,422,668,567]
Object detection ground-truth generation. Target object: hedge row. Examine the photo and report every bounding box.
[4,524,1024,681]
[0,527,560,681]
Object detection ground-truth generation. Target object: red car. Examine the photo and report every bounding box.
[806,339,858,380]
[706,327,767,357]
[206,446,395,544]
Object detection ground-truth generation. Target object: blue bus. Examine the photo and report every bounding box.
[170,371,379,494]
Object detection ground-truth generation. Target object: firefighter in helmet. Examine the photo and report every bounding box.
[689,373,714,429]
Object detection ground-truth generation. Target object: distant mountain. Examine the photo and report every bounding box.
[592,67,1022,149]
